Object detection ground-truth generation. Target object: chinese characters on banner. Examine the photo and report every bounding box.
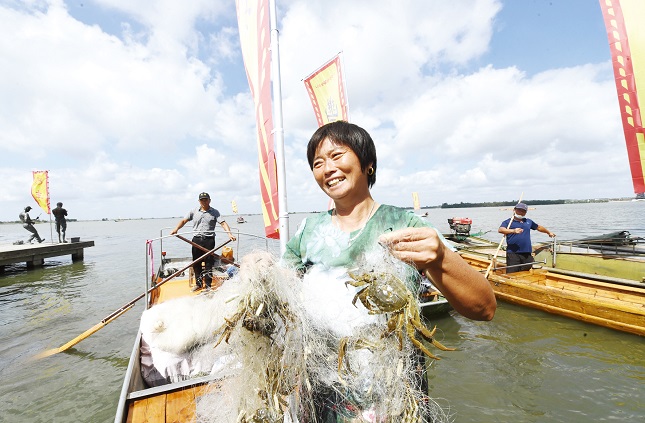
[304,54,348,127]
[31,170,50,214]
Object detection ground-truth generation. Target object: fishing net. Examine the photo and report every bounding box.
[140,250,452,422]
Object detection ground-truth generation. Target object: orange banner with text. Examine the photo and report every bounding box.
[304,54,348,127]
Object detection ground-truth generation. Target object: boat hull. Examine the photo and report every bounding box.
[460,253,645,337]
[420,299,453,319]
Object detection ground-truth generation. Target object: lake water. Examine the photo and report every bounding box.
[1,201,644,423]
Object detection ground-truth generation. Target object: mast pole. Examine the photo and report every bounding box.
[269,0,289,255]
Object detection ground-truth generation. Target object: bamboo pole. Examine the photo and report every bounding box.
[33,239,232,359]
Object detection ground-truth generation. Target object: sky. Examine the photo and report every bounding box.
[0,0,636,222]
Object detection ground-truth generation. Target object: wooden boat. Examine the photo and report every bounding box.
[114,232,451,422]
[446,227,645,284]
[419,279,453,319]
[420,296,452,319]
[114,254,225,422]
[459,252,645,337]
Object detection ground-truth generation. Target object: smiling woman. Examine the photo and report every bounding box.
[281,120,497,421]
[285,121,496,319]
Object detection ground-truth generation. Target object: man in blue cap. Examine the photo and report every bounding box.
[498,202,555,273]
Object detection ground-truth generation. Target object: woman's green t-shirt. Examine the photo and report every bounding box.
[282,204,446,272]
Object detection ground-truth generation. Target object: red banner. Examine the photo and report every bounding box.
[304,54,348,127]
[31,170,50,214]
[236,0,280,238]
[599,0,645,195]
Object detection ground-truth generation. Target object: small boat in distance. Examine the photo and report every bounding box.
[236,216,246,224]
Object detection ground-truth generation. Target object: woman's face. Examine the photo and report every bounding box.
[312,138,369,202]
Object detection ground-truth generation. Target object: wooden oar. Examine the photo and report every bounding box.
[484,193,523,278]
[175,234,240,268]
[34,239,232,359]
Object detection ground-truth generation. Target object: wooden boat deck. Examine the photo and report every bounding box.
[150,277,195,304]
[125,376,210,423]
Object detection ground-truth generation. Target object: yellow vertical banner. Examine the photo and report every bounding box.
[236,0,280,238]
[231,200,238,214]
[31,170,50,214]
[412,192,420,211]
[304,54,349,127]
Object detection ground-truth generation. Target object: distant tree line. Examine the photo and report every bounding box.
[440,199,566,209]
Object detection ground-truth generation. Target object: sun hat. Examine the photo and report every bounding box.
[198,192,210,200]
[514,202,528,211]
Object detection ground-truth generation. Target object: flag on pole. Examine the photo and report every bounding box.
[236,0,280,239]
[31,170,50,214]
[304,54,348,127]
[412,192,420,211]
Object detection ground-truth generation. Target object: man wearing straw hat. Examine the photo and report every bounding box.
[498,202,556,273]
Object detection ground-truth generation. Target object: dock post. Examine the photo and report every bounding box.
[72,249,84,261]
[27,258,44,269]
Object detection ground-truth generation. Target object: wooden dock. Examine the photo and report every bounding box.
[0,240,95,272]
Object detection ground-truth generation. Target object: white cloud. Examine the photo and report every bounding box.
[0,0,636,222]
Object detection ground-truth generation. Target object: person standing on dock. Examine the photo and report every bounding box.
[19,206,44,244]
[52,202,68,243]
[498,202,556,273]
[170,192,236,291]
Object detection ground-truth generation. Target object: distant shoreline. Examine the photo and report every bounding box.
[0,197,638,223]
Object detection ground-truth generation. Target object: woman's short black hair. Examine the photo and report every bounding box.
[306,121,377,187]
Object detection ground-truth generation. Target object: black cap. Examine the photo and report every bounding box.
[198,192,210,200]
[25,206,32,211]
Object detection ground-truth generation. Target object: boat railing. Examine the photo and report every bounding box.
[144,228,280,308]
[534,234,645,259]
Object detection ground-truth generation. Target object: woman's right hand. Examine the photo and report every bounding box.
[378,227,445,272]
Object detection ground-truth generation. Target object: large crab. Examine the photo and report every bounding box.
[341,270,454,365]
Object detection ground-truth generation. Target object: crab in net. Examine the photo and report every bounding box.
[339,269,454,374]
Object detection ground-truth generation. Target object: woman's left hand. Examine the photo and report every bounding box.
[378,227,444,272]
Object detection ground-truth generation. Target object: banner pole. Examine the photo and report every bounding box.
[270,0,289,255]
